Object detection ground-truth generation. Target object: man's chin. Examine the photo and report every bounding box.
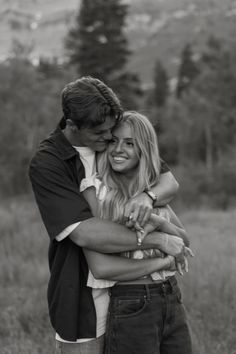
[95,143,107,152]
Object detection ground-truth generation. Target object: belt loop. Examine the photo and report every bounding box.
[168,276,175,293]
[144,284,151,301]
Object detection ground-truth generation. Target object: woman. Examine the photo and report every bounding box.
[82,111,193,354]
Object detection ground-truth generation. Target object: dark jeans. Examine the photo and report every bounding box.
[104,277,193,354]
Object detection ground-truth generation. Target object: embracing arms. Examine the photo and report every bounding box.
[139,205,189,247]
[76,172,187,281]
[29,157,185,257]
[83,249,175,281]
[70,218,185,256]
[70,168,185,254]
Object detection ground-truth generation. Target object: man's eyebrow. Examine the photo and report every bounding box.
[95,125,115,134]
[94,128,107,133]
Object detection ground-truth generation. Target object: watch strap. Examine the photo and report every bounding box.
[144,190,158,203]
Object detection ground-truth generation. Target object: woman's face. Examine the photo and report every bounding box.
[108,122,140,176]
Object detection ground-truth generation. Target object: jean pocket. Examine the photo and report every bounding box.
[112,296,148,318]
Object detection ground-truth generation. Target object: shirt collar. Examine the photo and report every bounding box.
[47,121,78,161]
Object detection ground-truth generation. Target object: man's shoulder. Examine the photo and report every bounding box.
[29,131,68,177]
[30,135,60,168]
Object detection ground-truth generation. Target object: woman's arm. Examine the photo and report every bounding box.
[142,211,189,246]
[162,205,190,247]
[83,248,173,281]
[135,204,190,248]
[81,186,98,216]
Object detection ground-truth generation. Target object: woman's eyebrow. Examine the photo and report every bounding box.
[111,134,133,140]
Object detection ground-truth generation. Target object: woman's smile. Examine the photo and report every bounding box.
[111,156,127,163]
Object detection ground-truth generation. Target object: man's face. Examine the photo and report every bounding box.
[77,116,117,152]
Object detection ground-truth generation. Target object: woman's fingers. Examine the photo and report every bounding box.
[184,247,194,257]
[183,257,189,273]
[176,261,183,276]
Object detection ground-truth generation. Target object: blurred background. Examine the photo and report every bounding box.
[0,0,236,353]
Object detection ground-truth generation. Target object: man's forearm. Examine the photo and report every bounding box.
[69,217,184,257]
[70,217,139,253]
[69,217,169,253]
[152,171,179,206]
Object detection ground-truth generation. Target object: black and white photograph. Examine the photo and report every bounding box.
[0,1,236,353]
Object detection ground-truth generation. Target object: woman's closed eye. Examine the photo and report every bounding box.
[126,141,134,147]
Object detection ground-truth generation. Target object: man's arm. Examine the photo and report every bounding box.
[123,171,179,227]
[69,217,185,257]
[153,171,179,206]
[136,206,190,247]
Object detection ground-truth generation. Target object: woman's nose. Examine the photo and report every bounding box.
[114,141,122,152]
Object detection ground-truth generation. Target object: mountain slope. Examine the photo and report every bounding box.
[1,0,236,84]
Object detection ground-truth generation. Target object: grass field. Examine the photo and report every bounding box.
[0,196,235,354]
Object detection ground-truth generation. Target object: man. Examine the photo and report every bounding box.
[29,76,185,353]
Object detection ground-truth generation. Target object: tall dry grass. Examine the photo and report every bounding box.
[0,196,53,354]
[180,209,236,354]
[0,196,235,353]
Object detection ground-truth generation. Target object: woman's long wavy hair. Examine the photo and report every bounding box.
[98,111,161,223]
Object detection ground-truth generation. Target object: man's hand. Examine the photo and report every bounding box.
[124,192,153,227]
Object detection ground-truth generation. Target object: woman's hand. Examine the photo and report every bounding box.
[125,213,165,236]
[124,213,163,246]
[123,192,153,227]
[166,254,192,276]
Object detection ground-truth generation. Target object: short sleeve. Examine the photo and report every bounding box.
[29,155,92,240]
[80,174,101,194]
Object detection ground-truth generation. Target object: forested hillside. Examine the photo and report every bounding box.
[1,0,236,83]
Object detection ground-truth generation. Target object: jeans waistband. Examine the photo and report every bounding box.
[110,276,178,298]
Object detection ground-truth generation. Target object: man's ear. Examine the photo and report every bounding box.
[66,119,78,132]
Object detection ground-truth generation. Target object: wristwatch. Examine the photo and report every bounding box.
[144,190,158,203]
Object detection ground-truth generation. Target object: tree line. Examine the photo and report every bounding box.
[0,0,235,208]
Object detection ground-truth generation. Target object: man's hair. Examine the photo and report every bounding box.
[61,76,123,129]
[98,111,161,223]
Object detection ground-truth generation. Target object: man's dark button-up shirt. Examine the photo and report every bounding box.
[29,122,96,341]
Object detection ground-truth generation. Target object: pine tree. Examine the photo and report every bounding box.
[153,59,169,107]
[176,43,199,98]
[65,0,130,83]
